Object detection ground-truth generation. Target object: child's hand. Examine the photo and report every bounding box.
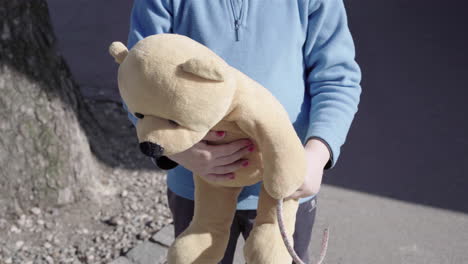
[168,131,255,182]
[288,139,330,199]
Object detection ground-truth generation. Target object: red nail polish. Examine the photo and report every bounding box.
[242,161,249,167]
[216,131,225,137]
[248,145,255,152]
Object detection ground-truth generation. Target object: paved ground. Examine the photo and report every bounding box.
[46,0,468,263]
[309,186,468,263]
[112,184,468,263]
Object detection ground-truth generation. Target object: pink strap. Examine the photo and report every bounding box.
[276,199,329,264]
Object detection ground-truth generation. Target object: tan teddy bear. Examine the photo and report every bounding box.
[110,34,307,264]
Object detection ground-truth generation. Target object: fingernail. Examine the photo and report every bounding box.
[245,141,252,146]
[242,161,249,167]
[229,174,235,179]
[248,145,255,152]
[216,131,225,137]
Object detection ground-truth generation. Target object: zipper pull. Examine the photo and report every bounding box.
[235,19,240,41]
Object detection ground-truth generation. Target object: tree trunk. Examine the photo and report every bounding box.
[0,0,115,217]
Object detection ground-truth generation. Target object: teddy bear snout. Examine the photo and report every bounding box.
[139,141,164,158]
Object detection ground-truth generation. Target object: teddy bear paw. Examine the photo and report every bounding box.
[167,227,230,264]
[243,223,293,264]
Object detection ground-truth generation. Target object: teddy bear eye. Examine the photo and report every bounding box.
[134,112,144,119]
[168,120,179,127]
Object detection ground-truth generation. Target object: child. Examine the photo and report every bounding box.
[124,0,361,263]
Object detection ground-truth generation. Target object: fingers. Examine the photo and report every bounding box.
[211,159,250,175]
[201,130,254,158]
[215,144,255,165]
[208,139,253,157]
[202,130,226,141]
[201,158,249,182]
[190,131,255,181]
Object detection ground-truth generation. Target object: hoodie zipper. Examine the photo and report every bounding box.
[230,0,244,41]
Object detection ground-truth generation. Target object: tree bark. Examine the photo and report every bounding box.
[0,0,114,216]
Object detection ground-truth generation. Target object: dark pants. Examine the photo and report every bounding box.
[167,188,317,264]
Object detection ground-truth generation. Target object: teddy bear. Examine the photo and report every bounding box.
[109,33,308,264]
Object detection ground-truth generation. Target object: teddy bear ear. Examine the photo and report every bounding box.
[109,42,129,64]
[180,57,227,82]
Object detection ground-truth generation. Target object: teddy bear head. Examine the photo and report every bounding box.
[109,34,236,158]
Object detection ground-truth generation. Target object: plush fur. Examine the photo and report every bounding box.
[110,34,307,264]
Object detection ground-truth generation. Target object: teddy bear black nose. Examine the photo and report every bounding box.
[139,141,164,158]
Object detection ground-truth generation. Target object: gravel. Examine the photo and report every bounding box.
[0,100,174,264]
[0,168,172,264]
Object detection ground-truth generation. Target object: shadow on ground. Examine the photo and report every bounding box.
[44,0,156,170]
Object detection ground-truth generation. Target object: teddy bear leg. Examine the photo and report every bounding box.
[167,175,242,264]
[243,184,299,264]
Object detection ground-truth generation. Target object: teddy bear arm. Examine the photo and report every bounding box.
[236,116,306,200]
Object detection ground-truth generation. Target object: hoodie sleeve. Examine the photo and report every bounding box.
[123,0,173,126]
[303,0,362,169]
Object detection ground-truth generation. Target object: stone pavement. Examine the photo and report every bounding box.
[110,225,245,264]
[111,184,468,264]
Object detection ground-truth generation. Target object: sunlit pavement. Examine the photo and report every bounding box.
[233,185,468,263]
[304,185,468,263]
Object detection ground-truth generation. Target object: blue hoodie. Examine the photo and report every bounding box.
[124,0,361,209]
